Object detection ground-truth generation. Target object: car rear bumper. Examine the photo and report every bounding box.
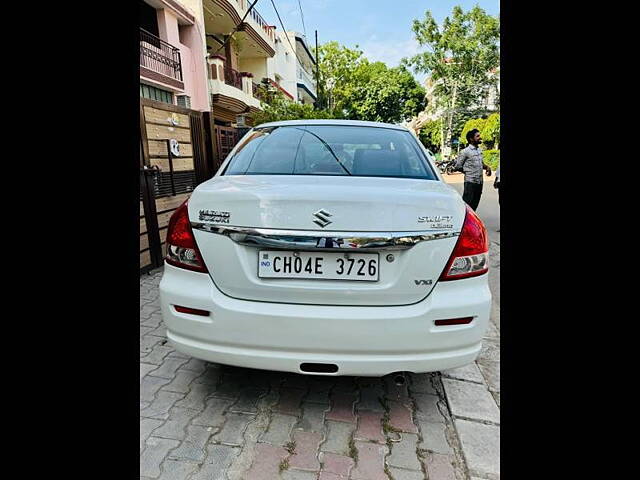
[159,263,492,377]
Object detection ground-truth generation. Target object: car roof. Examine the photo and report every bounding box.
[253,119,410,131]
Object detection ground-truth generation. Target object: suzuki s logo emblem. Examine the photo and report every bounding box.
[313,209,333,228]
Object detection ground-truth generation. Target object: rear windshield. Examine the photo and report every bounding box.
[222,125,437,180]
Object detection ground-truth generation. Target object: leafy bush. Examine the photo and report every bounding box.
[481,113,500,149]
[418,119,442,152]
[459,118,487,146]
[482,149,500,170]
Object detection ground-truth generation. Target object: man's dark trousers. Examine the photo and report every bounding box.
[463,182,483,210]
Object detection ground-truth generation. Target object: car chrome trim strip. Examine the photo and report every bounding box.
[191,223,460,251]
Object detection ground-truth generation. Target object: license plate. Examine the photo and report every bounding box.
[258,251,379,281]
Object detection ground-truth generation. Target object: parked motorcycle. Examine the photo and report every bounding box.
[438,159,458,175]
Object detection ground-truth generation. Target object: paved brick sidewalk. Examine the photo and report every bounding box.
[140,269,485,480]
[440,240,500,480]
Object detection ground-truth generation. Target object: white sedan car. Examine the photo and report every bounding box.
[159,120,491,377]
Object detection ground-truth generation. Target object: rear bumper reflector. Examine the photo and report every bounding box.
[174,305,210,316]
[434,317,474,326]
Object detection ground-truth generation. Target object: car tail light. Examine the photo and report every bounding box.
[165,200,209,273]
[439,205,489,281]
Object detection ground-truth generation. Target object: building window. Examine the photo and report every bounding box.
[140,83,174,104]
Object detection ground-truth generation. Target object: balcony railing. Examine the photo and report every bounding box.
[297,66,317,94]
[252,81,267,101]
[140,29,183,82]
[234,0,274,42]
[224,66,243,90]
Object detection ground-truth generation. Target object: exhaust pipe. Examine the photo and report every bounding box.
[392,372,408,386]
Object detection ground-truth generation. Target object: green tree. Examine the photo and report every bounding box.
[253,80,342,125]
[318,42,426,123]
[404,5,500,153]
[459,117,487,147]
[419,119,443,152]
[481,112,500,149]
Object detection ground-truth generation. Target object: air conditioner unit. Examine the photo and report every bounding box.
[176,95,191,108]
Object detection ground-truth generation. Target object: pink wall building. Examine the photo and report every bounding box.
[139,0,209,112]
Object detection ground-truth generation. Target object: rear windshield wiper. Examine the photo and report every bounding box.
[296,128,352,175]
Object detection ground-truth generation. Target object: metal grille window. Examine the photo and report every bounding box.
[176,95,191,108]
[140,83,173,104]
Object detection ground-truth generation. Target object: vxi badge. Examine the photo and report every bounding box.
[199,210,231,223]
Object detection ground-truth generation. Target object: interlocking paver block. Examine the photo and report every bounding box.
[384,375,410,400]
[357,383,385,412]
[388,467,425,480]
[354,410,385,443]
[192,396,234,427]
[297,401,328,432]
[283,373,310,389]
[141,335,162,354]
[422,452,456,480]
[320,420,354,455]
[318,473,344,480]
[213,374,250,399]
[282,469,318,480]
[259,413,297,446]
[331,376,357,393]
[442,362,485,383]
[213,412,254,446]
[179,357,208,374]
[479,338,500,363]
[140,418,163,453]
[417,419,451,454]
[305,378,333,405]
[454,419,500,478]
[190,444,240,480]
[230,388,265,414]
[142,313,163,328]
[148,357,190,380]
[325,392,356,423]
[194,365,221,385]
[350,441,388,480]
[289,430,322,471]
[140,376,173,401]
[175,383,214,411]
[387,433,421,471]
[387,400,418,433]
[157,459,198,480]
[408,373,438,395]
[169,425,211,462]
[244,443,288,480]
[141,391,185,420]
[141,363,157,382]
[442,378,500,424]
[161,370,201,394]
[477,360,500,393]
[140,437,180,478]
[413,393,446,424]
[153,407,200,440]
[142,344,174,365]
[320,452,354,477]
[276,387,307,416]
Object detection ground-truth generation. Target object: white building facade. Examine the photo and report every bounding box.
[267,31,317,105]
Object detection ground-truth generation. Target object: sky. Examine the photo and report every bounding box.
[257,0,499,84]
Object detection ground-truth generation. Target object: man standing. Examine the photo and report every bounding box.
[494,161,500,205]
[454,128,492,210]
